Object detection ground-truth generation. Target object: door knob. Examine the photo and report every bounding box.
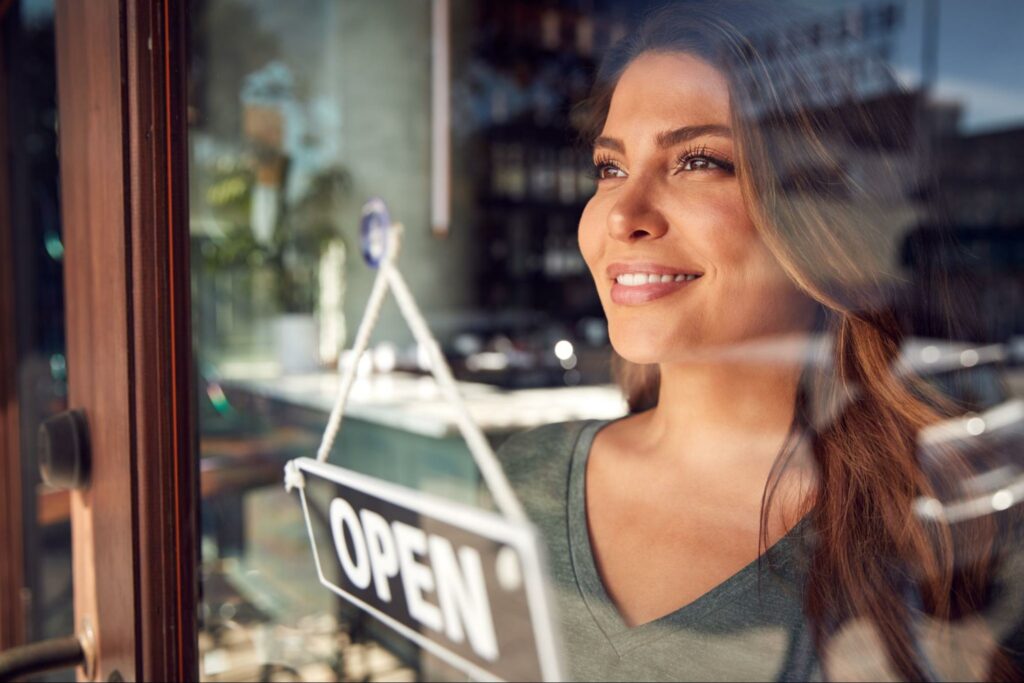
[37,409,90,490]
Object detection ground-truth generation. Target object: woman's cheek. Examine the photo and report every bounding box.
[680,198,759,267]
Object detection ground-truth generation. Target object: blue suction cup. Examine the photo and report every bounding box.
[360,197,392,268]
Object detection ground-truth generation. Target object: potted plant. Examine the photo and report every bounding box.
[197,159,350,375]
[266,167,351,374]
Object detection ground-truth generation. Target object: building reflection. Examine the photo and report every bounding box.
[2,0,1023,680]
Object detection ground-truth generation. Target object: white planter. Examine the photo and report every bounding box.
[273,313,319,375]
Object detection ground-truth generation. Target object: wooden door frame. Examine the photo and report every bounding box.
[0,0,27,653]
[54,0,197,680]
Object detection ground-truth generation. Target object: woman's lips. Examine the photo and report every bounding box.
[610,276,699,305]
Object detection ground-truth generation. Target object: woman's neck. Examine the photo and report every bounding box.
[641,334,812,477]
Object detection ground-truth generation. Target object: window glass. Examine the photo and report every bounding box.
[188,1,1024,680]
[1,1,75,680]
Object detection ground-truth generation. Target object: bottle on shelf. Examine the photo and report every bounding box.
[543,231,561,278]
[541,7,561,51]
[576,13,595,58]
[530,147,558,202]
[507,142,527,200]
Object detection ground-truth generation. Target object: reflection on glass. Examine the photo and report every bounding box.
[188,0,1024,681]
[189,1,485,680]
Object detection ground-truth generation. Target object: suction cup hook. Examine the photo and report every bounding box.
[360,197,392,268]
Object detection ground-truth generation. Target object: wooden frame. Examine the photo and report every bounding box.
[125,1,198,679]
[54,0,197,679]
[0,0,27,651]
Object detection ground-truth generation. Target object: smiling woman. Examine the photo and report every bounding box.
[496,2,1024,681]
[580,51,816,362]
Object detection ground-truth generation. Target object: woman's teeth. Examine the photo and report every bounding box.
[615,273,699,286]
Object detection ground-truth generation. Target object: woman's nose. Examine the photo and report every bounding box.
[607,185,669,242]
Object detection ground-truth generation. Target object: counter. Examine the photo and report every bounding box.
[200,370,626,672]
[222,370,629,439]
[206,369,627,509]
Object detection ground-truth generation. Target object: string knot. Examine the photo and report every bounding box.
[284,460,305,492]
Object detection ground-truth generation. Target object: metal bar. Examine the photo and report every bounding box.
[0,635,84,681]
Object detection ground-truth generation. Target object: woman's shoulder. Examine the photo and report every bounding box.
[494,419,602,529]
[494,419,604,488]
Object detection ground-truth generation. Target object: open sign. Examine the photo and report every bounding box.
[291,457,563,682]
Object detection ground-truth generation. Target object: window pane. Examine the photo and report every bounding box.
[1,1,74,680]
[188,1,1024,681]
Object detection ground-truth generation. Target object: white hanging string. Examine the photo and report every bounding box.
[384,258,526,523]
[313,226,398,464]
[309,222,526,524]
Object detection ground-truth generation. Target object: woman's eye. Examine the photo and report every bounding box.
[673,148,736,174]
[679,156,722,172]
[593,162,626,180]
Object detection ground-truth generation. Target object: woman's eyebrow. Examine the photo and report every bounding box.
[594,124,732,154]
[656,124,732,148]
[593,135,626,154]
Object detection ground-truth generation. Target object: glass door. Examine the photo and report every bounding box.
[185,2,633,680]
[34,1,197,680]
[188,3,463,679]
[10,1,1021,682]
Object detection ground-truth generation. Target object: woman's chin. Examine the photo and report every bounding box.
[609,329,693,366]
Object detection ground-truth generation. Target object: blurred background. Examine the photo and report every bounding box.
[2,0,1023,680]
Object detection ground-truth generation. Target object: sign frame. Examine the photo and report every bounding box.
[292,456,564,682]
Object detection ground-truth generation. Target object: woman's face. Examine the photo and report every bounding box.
[579,52,816,365]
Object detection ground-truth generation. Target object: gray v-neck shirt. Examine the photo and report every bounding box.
[496,418,819,682]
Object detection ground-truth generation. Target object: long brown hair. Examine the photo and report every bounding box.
[578,3,1014,679]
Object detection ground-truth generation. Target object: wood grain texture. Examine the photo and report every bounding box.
[55,0,137,678]
[55,0,198,679]
[0,15,27,650]
[2,1,198,669]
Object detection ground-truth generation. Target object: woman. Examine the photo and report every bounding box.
[496,3,1022,681]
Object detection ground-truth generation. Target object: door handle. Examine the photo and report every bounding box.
[37,409,90,490]
[0,635,86,681]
